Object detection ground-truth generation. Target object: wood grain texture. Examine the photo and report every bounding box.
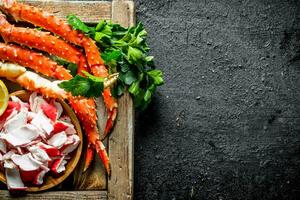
[0,191,107,200]
[108,3,135,200]
[23,0,112,23]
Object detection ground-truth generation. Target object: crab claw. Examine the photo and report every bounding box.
[104,107,117,138]
[83,142,94,172]
[102,89,118,138]
[95,140,111,177]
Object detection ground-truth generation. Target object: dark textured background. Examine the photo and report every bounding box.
[134,0,300,199]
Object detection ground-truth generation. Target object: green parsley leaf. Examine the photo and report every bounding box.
[123,71,137,85]
[128,81,140,96]
[67,15,93,34]
[58,73,104,98]
[147,69,164,86]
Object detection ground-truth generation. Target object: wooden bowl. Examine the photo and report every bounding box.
[0,90,83,192]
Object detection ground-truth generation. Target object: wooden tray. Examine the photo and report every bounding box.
[0,0,135,199]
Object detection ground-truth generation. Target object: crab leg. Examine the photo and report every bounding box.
[82,38,118,137]
[0,0,118,137]
[0,13,89,74]
[0,43,72,80]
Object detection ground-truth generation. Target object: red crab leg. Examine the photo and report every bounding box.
[82,37,118,137]
[0,0,118,136]
[0,13,89,74]
[0,43,72,80]
[0,0,83,45]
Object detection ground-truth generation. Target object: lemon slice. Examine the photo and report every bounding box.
[0,80,9,116]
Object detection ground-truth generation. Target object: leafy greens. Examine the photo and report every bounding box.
[59,15,164,110]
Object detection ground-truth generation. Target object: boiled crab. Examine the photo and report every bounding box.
[0,0,119,175]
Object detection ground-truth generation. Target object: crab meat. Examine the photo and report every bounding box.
[28,145,50,163]
[20,169,40,183]
[5,109,18,122]
[30,110,53,135]
[10,96,29,110]
[3,109,27,132]
[51,157,67,175]
[11,153,42,171]
[51,121,69,135]
[5,163,27,190]
[2,124,39,147]
[53,101,63,120]
[21,138,41,148]
[2,150,16,160]
[61,135,80,155]
[65,125,76,135]
[47,131,67,149]
[37,142,60,157]
[41,102,57,122]
[27,111,36,122]
[29,94,47,113]
[29,92,37,111]
[34,169,49,185]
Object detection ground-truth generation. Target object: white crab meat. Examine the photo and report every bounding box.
[53,101,63,120]
[65,125,76,135]
[2,124,40,147]
[5,163,27,190]
[34,169,49,185]
[21,138,42,148]
[30,110,53,135]
[11,153,42,171]
[29,94,47,113]
[37,142,61,157]
[0,138,7,153]
[51,157,67,174]
[3,150,16,160]
[10,96,29,111]
[27,111,36,122]
[61,135,80,155]
[52,120,76,135]
[28,145,50,163]
[47,131,67,149]
[3,109,27,132]
[4,109,18,122]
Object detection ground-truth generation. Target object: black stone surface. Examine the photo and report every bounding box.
[134,0,300,199]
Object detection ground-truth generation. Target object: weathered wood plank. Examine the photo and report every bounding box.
[73,98,107,190]
[0,191,107,200]
[23,0,111,23]
[108,2,135,200]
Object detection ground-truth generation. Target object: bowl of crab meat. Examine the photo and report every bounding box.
[0,90,82,192]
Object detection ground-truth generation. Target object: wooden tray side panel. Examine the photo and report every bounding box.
[24,0,112,23]
[0,191,107,200]
[108,2,135,200]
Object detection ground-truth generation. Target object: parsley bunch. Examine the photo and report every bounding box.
[60,15,164,110]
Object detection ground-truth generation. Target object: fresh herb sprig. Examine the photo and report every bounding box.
[60,15,164,110]
[58,71,104,98]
